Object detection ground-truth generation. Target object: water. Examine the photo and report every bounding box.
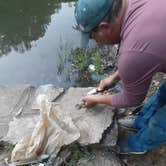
[0,0,96,87]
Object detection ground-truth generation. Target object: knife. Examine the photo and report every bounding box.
[87,83,116,95]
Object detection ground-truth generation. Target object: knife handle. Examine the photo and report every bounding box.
[97,82,116,93]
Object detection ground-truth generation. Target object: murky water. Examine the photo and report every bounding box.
[0,0,96,87]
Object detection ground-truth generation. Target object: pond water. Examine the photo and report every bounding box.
[0,0,96,87]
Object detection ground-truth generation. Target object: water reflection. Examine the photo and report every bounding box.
[0,0,73,56]
[0,0,100,87]
[0,0,88,87]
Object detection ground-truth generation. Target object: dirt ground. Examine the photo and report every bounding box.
[120,146,166,166]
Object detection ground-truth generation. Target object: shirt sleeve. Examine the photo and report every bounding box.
[111,51,162,108]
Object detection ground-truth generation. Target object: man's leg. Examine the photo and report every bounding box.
[118,81,166,130]
[128,105,166,151]
[134,81,166,129]
[118,81,166,153]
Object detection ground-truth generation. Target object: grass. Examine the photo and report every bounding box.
[91,51,103,74]
[65,143,96,166]
[71,47,103,75]
[4,143,15,153]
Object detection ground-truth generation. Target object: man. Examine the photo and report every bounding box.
[74,0,166,154]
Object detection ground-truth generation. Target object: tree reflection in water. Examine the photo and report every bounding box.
[0,0,73,56]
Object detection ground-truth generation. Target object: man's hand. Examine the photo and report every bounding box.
[99,71,120,91]
[81,71,121,109]
[82,94,112,109]
[82,95,99,109]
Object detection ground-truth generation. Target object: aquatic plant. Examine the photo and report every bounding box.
[71,48,103,75]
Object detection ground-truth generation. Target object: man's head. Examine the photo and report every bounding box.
[75,0,123,45]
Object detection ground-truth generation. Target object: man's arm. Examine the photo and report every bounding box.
[82,51,161,109]
[111,51,160,108]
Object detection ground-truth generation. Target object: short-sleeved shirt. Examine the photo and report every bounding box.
[111,0,166,108]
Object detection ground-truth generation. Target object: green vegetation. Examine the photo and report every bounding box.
[71,48,89,70]
[55,40,72,75]
[71,48,103,75]
[91,51,103,74]
[4,143,15,152]
[65,143,95,165]
[55,47,104,87]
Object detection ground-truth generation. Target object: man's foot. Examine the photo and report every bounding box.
[118,117,138,131]
[117,138,147,154]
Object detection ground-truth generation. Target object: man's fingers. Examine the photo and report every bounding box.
[81,96,97,109]
[81,96,87,102]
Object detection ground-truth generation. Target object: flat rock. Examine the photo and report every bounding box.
[0,85,118,165]
[1,84,64,142]
[58,87,115,145]
[0,85,36,139]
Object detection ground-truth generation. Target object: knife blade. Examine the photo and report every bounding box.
[87,83,116,95]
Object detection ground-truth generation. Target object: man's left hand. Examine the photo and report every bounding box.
[82,95,100,109]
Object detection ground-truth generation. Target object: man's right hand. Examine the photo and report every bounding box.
[98,71,121,91]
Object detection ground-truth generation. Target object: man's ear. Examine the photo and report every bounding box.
[99,21,110,30]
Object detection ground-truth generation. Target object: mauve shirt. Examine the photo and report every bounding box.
[111,0,166,108]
